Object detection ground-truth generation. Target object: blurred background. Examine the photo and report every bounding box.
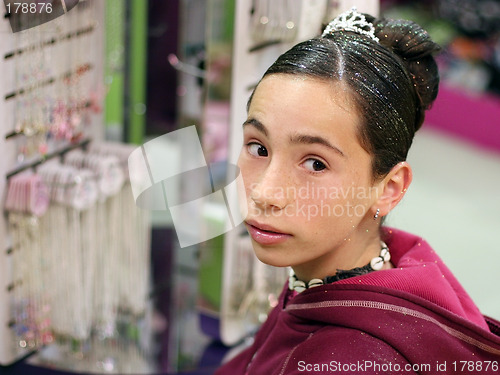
[0,0,499,374]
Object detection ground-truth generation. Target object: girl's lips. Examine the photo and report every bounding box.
[245,221,292,245]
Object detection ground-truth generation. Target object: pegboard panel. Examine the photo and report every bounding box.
[0,0,105,365]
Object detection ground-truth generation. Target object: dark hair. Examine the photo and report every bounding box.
[251,15,440,180]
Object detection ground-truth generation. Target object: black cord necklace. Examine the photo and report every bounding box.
[288,241,390,293]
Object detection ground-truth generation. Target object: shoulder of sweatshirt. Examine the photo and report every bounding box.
[280,326,414,375]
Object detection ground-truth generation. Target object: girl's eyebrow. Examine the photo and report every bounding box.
[290,134,345,157]
[242,118,268,136]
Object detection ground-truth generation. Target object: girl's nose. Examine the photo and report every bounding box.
[249,164,292,211]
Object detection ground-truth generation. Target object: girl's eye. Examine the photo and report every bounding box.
[303,159,327,172]
[247,143,268,157]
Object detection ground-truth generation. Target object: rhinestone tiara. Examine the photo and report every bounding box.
[322,7,379,43]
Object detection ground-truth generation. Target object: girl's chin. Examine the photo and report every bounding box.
[252,246,294,269]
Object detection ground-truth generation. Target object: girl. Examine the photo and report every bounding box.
[216,8,500,375]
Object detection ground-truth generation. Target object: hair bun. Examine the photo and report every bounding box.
[371,17,441,129]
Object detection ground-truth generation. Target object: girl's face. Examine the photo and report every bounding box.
[238,75,383,280]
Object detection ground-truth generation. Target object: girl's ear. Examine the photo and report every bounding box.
[373,162,412,218]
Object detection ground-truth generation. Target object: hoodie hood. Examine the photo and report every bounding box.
[285,227,490,329]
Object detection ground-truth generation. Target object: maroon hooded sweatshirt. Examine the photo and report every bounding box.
[215,228,500,374]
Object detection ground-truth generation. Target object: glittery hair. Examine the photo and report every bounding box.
[252,14,440,180]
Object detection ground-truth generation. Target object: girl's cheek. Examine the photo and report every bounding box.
[239,166,254,197]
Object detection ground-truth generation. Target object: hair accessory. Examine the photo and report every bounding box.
[289,241,390,293]
[374,208,380,220]
[322,7,379,43]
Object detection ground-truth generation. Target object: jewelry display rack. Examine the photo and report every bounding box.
[0,1,104,365]
[0,0,105,367]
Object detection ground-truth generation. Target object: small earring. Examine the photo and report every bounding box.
[374,208,380,220]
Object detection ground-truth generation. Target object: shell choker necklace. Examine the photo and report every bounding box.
[289,241,390,293]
